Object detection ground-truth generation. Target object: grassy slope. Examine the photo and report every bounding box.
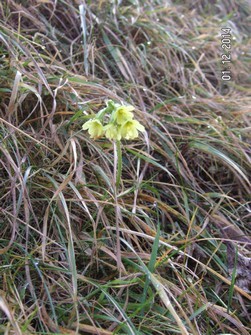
[0,0,250,334]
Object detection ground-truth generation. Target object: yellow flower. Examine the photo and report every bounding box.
[104,124,122,141]
[82,119,104,139]
[113,105,134,125]
[120,120,145,140]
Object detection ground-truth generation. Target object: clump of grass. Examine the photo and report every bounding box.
[0,1,250,334]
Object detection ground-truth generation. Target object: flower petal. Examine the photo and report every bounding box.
[82,119,104,138]
[113,105,135,125]
[134,120,145,132]
[82,119,93,130]
[120,119,144,140]
[104,124,122,141]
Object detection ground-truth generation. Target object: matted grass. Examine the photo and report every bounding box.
[0,1,250,334]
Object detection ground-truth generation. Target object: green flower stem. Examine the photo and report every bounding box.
[115,140,122,189]
[96,100,116,120]
[113,140,123,274]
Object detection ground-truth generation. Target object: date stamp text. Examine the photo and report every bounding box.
[221,28,232,81]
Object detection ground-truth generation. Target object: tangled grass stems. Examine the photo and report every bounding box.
[0,0,251,334]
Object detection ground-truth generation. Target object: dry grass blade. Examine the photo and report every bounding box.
[0,296,22,335]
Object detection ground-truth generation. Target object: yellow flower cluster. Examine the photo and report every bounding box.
[82,101,145,141]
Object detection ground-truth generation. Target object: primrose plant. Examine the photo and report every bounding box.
[82,100,145,271]
[82,100,145,141]
[82,100,145,188]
